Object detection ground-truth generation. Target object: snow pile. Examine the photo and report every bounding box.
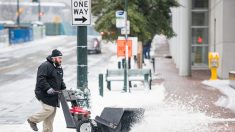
[202,80,235,111]
[130,103,214,132]
[90,84,165,118]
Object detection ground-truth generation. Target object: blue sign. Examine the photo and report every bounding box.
[116,10,125,18]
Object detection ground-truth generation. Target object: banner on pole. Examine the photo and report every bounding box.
[116,39,132,57]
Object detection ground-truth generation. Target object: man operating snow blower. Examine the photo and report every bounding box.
[27,49,66,132]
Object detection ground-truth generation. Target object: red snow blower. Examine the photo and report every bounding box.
[60,89,144,132]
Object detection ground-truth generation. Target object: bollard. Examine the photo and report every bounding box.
[128,57,131,69]
[151,58,155,73]
[144,74,149,82]
[122,58,125,69]
[144,73,149,89]
[128,57,132,88]
[118,61,121,69]
[107,81,111,91]
[99,74,103,97]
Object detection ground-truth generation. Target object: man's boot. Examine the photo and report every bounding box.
[27,119,38,131]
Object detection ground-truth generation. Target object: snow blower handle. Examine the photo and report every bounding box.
[54,90,62,94]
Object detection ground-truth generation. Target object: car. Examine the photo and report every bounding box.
[87,26,102,54]
[87,35,101,54]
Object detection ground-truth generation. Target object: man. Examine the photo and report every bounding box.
[27,49,66,132]
[144,39,152,59]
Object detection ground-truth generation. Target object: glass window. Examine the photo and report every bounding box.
[192,12,208,26]
[192,28,208,45]
[192,0,208,9]
[192,46,208,66]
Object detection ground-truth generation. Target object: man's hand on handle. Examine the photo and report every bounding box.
[47,88,56,94]
[47,88,62,94]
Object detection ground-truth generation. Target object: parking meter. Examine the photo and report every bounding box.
[208,52,219,80]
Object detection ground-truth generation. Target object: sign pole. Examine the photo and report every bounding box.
[124,0,129,92]
[77,26,88,92]
[72,0,91,93]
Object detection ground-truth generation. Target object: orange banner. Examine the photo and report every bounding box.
[116,40,132,57]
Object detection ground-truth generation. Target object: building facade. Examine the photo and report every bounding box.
[170,0,235,78]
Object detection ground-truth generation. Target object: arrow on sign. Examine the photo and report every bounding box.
[74,16,87,23]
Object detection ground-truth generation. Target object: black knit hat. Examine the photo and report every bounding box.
[51,49,62,57]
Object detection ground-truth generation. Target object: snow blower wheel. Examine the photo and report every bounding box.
[76,119,92,132]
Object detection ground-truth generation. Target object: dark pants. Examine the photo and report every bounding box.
[143,47,150,59]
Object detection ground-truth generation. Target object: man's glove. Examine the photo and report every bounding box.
[47,88,55,94]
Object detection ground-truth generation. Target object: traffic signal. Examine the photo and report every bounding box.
[197,36,203,44]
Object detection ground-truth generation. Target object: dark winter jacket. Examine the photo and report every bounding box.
[35,55,66,107]
[144,39,152,49]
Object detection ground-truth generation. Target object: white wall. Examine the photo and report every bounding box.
[170,7,181,68]
[210,0,235,78]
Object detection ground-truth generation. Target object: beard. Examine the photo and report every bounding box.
[55,62,61,67]
[54,59,62,66]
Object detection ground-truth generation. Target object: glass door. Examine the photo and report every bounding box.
[191,0,209,68]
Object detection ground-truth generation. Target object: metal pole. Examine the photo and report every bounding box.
[77,26,88,92]
[38,0,41,21]
[118,61,121,69]
[16,0,20,25]
[99,74,103,97]
[214,18,216,52]
[123,0,129,92]
[152,58,155,73]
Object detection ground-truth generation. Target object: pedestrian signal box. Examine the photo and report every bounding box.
[208,52,219,68]
[208,52,219,80]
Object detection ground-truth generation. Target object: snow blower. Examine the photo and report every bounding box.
[60,89,144,132]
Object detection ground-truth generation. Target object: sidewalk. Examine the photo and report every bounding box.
[153,56,235,130]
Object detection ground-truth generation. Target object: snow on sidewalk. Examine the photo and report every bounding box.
[202,80,235,111]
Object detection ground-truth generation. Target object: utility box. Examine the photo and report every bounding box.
[208,52,219,68]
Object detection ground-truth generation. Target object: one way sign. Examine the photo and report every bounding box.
[72,0,91,26]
